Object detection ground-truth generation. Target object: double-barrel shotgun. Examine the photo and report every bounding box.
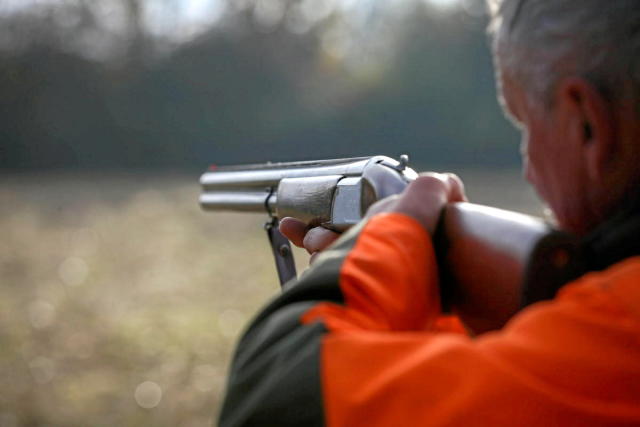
[199,155,586,334]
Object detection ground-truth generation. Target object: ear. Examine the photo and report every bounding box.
[556,77,616,183]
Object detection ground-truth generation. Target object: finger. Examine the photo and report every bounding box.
[278,217,308,247]
[303,227,340,254]
[309,251,320,265]
[411,173,450,199]
[400,173,451,233]
[444,172,468,202]
[412,172,464,203]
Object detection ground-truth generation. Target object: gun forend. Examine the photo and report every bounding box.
[199,155,418,230]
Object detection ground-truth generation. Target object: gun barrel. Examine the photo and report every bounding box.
[199,156,398,215]
[200,157,373,190]
[199,191,277,213]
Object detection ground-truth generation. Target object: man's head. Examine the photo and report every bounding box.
[486,0,640,235]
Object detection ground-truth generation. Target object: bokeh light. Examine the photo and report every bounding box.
[135,381,163,409]
[58,256,89,287]
[28,300,56,329]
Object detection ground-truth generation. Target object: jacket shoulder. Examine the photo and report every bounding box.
[559,255,640,319]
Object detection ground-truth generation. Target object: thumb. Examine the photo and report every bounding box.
[279,217,308,247]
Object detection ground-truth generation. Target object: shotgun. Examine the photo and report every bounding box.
[200,155,585,333]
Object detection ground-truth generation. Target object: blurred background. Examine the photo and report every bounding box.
[0,0,543,425]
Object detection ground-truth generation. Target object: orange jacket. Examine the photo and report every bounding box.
[219,213,640,426]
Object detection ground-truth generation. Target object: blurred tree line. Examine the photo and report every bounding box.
[0,0,519,171]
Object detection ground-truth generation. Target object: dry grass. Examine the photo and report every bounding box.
[0,170,541,426]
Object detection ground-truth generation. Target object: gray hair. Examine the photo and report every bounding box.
[486,0,640,112]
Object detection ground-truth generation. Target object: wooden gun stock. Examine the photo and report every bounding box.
[438,203,582,335]
[437,203,548,334]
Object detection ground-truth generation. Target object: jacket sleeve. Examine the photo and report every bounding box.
[218,213,640,427]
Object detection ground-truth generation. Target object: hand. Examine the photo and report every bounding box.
[279,217,340,264]
[365,172,467,235]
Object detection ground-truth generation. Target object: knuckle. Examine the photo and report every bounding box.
[302,236,316,253]
[444,172,464,187]
[413,173,449,190]
[444,172,459,182]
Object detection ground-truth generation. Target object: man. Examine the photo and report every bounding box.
[219,1,640,425]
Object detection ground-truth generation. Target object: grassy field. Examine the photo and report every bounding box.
[0,170,542,426]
